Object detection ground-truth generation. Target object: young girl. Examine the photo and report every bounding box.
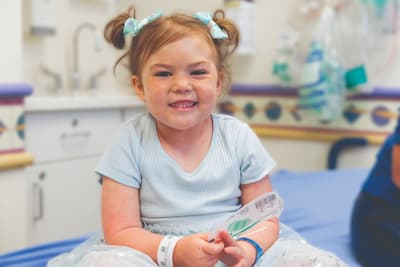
[48,7,348,267]
[98,7,278,267]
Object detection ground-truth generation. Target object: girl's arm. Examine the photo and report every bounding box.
[101,176,163,260]
[239,175,280,253]
[101,176,223,266]
[218,175,279,266]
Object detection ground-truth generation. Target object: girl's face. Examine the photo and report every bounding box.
[132,36,223,132]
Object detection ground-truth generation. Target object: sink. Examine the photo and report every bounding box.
[24,94,144,112]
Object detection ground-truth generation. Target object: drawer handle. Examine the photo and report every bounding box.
[33,183,44,222]
[60,131,92,139]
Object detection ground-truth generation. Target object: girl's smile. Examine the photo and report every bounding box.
[168,100,198,109]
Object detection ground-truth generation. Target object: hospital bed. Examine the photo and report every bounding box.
[0,138,368,267]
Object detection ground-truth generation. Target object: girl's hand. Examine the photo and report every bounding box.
[173,233,224,267]
[217,230,256,267]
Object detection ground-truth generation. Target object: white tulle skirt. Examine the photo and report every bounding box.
[47,223,348,267]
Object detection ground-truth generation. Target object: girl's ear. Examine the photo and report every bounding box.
[131,75,145,101]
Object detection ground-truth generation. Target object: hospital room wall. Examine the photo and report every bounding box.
[225,0,397,171]
[3,0,397,171]
[222,0,397,172]
[0,0,23,82]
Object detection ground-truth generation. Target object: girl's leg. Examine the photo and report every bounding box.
[258,223,348,267]
[47,233,158,267]
[74,246,158,267]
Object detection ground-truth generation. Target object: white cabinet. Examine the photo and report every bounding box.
[26,157,101,245]
[0,97,145,253]
[23,109,122,247]
[25,109,121,162]
[0,108,120,252]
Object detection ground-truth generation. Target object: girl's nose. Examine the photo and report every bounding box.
[171,75,192,93]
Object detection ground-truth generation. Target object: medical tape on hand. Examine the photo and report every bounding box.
[157,235,181,267]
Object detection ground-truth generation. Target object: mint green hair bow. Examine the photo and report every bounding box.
[193,12,228,39]
[123,10,163,37]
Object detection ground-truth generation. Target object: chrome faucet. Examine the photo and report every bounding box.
[40,64,62,95]
[89,67,107,90]
[72,22,102,93]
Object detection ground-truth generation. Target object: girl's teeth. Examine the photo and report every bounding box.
[171,102,195,108]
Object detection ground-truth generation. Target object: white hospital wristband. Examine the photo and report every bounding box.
[157,235,182,267]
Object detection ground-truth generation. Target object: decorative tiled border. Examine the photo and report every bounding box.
[221,84,400,144]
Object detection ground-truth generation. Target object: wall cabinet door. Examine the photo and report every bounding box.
[26,156,102,246]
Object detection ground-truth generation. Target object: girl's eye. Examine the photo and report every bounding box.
[191,70,208,75]
[154,71,172,77]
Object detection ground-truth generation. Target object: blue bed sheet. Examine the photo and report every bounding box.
[272,168,369,267]
[0,168,368,267]
[0,236,88,267]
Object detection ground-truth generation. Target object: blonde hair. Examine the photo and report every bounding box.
[104,7,239,91]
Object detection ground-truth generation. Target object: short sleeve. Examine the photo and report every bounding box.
[237,124,276,184]
[95,125,141,188]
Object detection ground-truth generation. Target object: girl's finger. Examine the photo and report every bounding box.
[201,241,224,255]
[224,246,242,258]
[218,230,237,247]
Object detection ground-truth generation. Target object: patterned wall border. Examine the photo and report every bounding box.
[221,84,400,145]
[0,83,32,154]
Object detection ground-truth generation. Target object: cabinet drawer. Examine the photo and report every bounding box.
[25,109,121,162]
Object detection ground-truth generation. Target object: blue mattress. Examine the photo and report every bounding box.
[0,168,368,267]
[272,168,368,267]
[0,236,88,267]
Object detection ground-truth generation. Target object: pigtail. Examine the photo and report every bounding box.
[211,9,240,91]
[212,9,240,57]
[104,7,135,49]
[104,6,136,74]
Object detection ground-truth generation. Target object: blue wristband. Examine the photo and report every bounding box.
[237,237,263,263]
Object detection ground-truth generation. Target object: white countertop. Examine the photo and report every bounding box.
[24,94,144,112]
